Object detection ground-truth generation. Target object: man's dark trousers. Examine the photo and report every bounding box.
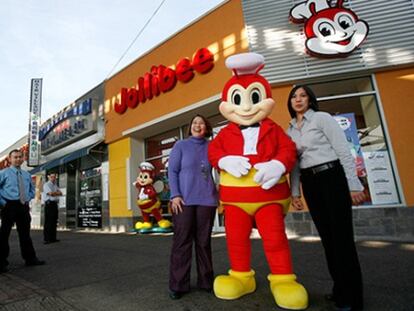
[0,200,37,266]
[43,200,58,242]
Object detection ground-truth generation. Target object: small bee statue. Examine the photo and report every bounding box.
[133,162,172,233]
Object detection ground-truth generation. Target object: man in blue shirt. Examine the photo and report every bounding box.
[0,149,45,273]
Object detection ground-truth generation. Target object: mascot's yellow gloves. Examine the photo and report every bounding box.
[268,274,308,310]
[214,269,256,300]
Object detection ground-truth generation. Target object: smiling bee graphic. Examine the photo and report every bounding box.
[290,0,369,57]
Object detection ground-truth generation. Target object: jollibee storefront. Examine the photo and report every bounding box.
[104,0,414,238]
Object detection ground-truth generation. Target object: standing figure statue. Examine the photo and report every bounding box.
[134,162,172,233]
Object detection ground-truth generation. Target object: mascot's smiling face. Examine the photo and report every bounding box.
[305,7,368,56]
[290,0,369,57]
[137,171,153,186]
[219,53,275,126]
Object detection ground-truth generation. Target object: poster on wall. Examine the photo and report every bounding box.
[334,113,367,178]
[363,151,399,205]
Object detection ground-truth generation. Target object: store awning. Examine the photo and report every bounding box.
[29,143,99,174]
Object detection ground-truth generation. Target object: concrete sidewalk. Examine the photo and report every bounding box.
[1,230,413,310]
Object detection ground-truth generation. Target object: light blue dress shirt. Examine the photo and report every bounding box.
[0,166,35,206]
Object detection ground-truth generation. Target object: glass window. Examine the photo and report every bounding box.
[309,77,401,206]
[310,77,374,97]
[145,128,179,159]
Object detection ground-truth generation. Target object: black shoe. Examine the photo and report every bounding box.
[25,259,46,266]
[169,291,183,300]
[325,293,335,302]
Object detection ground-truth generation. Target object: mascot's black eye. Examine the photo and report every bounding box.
[340,20,350,29]
[337,14,354,30]
[251,88,262,104]
[318,22,335,37]
[321,27,331,36]
[144,175,147,179]
[231,90,242,105]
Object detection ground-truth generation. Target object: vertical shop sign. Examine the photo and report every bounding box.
[28,78,42,166]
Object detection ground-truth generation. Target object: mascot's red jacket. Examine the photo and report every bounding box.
[209,119,296,215]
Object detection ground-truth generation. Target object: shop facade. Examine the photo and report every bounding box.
[30,83,109,230]
[104,0,413,237]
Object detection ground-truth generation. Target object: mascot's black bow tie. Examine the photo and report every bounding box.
[239,123,260,130]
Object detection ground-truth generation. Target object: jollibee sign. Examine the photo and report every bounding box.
[290,0,369,58]
[114,47,214,114]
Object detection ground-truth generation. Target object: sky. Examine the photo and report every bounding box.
[0,0,224,151]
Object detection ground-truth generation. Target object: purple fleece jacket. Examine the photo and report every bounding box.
[168,136,218,206]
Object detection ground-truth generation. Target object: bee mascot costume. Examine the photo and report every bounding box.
[208,53,308,310]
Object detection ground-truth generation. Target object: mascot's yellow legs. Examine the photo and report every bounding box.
[214,270,308,310]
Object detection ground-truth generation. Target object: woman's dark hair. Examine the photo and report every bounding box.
[187,114,213,138]
[287,85,319,118]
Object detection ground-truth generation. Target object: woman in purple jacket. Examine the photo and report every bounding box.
[168,114,218,300]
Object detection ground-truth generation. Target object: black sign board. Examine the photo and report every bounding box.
[77,205,102,228]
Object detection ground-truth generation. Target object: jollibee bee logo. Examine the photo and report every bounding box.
[290,0,369,58]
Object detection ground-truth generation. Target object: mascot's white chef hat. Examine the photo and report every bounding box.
[139,162,155,172]
[225,52,265,76]
[221,52,271,101]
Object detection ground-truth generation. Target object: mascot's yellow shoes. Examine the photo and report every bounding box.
[135,221,153,230]
[214,269,256,300]
[268,274,308,310]
[158,219,172,228]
